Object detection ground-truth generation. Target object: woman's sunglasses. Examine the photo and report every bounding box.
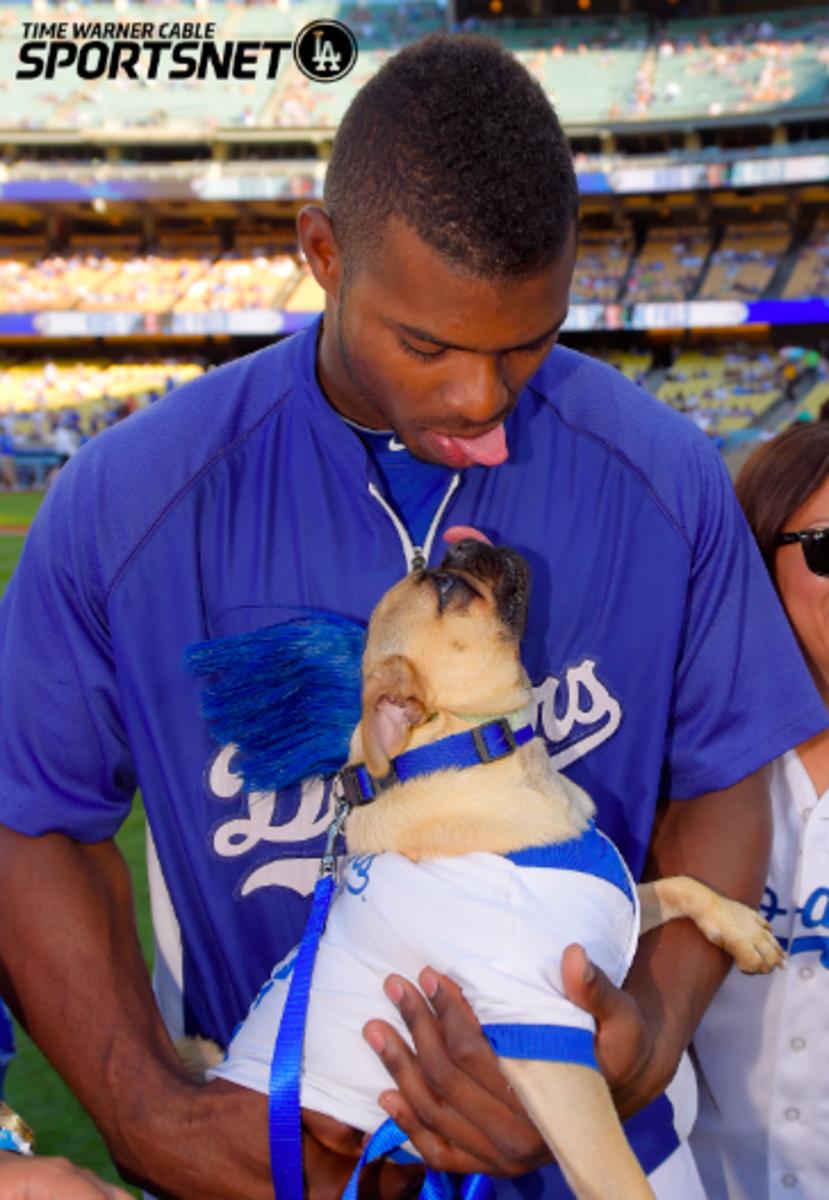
[776,528,829,577]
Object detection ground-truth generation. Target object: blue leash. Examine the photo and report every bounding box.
[266,787,494,1200]
[341,1117,494,1200]
[268,794,348,1199]
[268,870,339,1198]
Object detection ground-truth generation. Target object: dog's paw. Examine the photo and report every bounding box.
[701,899,785,974]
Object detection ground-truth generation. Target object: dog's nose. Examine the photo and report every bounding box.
[438,540,531,638]
[440,538,504,575]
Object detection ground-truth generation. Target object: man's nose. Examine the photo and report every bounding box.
[440,356,509,426]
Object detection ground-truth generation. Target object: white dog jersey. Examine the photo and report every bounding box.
[210,825,639,1137]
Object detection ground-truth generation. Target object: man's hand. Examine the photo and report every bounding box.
[0,1152,132,1200]
[362,968,549,1177]
[560,944,660,1119]
[364,774,770,1178]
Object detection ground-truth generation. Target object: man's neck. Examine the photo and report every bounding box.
[315,312,386,430]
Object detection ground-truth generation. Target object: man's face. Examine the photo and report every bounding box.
[317,215,576,468]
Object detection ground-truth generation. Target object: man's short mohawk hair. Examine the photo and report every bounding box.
[324,34,579,278]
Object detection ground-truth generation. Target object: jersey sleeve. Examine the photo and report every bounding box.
[662,447,827,800]
[0,462,136,839]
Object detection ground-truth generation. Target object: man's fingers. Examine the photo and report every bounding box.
[560,944,653,1106]
[419,969,526,1114]
[363,1009,510,1170]
[365,973,549,1176]
[560,943,619,1019]
[381,974,512,1116]
[303,1109,364,1158]
[377,1091,496,1177]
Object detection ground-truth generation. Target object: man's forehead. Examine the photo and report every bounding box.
[357,217,575,353]
[365,214,574,284]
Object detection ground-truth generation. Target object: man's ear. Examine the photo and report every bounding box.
[360,655,427,779]
[296,205,342,300]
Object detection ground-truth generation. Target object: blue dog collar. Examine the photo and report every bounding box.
[339,718,534,807]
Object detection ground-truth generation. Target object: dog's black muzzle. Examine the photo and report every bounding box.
[421,539,531,638]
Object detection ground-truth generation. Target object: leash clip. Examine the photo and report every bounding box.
[320,780,351,879]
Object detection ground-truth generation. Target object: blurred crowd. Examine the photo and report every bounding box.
[3,207,829,328]
[0,244,298,313]
[3,221,828,314]
[2,343,828,490]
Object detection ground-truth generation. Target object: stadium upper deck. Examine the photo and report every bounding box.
[2,1,827,135]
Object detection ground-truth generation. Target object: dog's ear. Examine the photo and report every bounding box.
[361,655,427,778]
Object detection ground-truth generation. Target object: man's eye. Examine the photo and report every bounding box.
[511,335,555,357]
[399,338,445,361]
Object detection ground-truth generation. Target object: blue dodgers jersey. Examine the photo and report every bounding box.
[0,316,824,1055]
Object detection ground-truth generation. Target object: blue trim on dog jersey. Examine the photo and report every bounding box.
[483,1024,598,1070]
[506,824,634,905]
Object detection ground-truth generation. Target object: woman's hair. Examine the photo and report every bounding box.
[736,420,829,574]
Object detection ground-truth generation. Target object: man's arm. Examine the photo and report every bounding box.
[362,769,771,1165]
[0,828,429,1200]
[0,827,276,1200]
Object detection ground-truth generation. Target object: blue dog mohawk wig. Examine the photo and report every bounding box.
[184,612,367,793]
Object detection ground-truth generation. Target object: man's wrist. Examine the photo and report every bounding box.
[102,1072,196,1191]
[107,1078,272,1200]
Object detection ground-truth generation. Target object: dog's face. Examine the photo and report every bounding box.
[354,540,532,777]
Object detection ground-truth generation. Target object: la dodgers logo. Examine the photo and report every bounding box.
[532,658,622,769]
[208,657,622,899]
[208,745,332,898]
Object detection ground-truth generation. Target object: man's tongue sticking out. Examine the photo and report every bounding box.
[423,423,509,468]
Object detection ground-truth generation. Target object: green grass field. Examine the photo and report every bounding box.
[0,490,149,1196]
[0,492,44,525]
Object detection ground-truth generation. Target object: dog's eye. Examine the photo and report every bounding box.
[429,572,481,614]
[434,573,458,608]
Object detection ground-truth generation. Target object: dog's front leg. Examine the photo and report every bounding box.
[499,1058,655,1200]
[638,877,784,973]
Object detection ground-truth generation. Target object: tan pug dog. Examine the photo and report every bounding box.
[209,538,782,1200]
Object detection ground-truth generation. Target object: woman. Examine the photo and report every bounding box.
[691,420,829,1198]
